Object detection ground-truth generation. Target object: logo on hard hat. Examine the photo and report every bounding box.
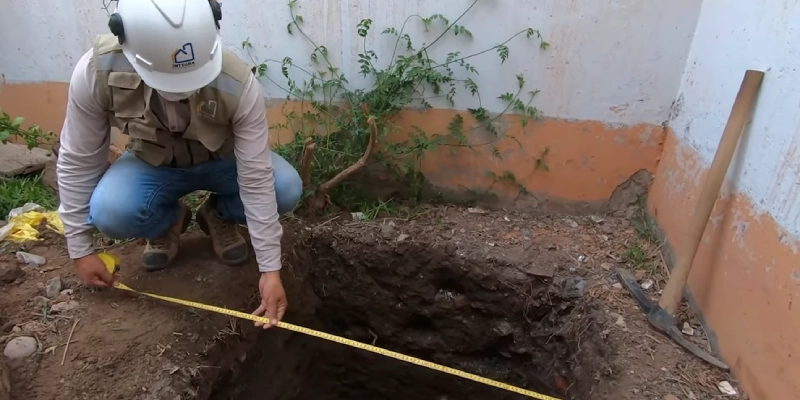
[172,43,196,69]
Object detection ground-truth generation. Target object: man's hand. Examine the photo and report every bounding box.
[74,254,116,287]
[252,271,287,329]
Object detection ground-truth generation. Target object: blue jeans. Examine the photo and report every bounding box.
[88,151,302,240]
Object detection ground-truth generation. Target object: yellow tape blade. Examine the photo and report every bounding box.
[113,282,561,400]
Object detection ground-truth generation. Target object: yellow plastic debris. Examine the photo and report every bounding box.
[2,210,64,242]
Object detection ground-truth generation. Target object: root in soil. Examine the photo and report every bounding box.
[209,228,610,400]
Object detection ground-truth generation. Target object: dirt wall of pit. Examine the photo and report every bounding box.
[207,222,615,400]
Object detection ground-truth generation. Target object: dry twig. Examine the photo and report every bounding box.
[61,318,80,366]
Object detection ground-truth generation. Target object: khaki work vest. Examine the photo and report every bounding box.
[91,33,255,168]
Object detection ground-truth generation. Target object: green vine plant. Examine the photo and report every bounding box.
[484,145,550,199]
[243,0,550,215]
[0,108,54,150]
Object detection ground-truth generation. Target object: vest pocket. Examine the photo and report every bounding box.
[108,72,145,118]
[127,122,159,142]
[128,138,172,167]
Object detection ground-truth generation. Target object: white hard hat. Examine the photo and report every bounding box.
[109,0,223,93]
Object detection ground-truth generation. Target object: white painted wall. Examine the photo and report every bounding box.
[669,0,800,237]
[0,0,699,126]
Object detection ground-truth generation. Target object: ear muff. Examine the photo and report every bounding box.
[108,12,126,44]
[209,0,222,29]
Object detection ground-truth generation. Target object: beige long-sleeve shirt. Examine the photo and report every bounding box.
[57,48,283,273]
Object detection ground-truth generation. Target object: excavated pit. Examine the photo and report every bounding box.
[209,228,610,400]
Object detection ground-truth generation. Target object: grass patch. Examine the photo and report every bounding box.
[621,196,663,274]
[0,173,57,217]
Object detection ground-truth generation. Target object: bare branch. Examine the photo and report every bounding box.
[317,103,378,194]
[300,137,316,190]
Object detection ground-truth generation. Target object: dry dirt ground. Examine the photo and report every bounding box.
[0,205,744,400]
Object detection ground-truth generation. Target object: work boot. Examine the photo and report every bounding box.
[196,196,249,266]
[142,202,192,272]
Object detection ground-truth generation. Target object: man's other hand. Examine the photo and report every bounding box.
[75,254,116,287]
[253,271,287,329]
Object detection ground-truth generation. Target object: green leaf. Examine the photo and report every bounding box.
[0,130,10,143]
[357,19,372,37]
[11,117,24,128]
[496,45,509,63]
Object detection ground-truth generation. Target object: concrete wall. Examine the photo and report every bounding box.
[649,1,800,399]
[0,0,699,206]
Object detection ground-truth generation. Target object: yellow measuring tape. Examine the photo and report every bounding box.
[97,253,561,400]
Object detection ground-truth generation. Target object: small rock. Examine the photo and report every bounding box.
[0,264,23,284]
[612,282,623,290]
[15,252,47,267]
[45,276,63,298]
[380,223,395,238]
[609,312,627,329]
[494,321,514,336]
[681,322,695,336]
[396,234,409,242]
[32,296,50,309]
[350,212,366,221]
[577,254,587,263]
[664,394,681,400]
[3,336,37,359]
[50,300,80,314]
[717,381,737,395]
[60,289,74,296]
[467,207,487,214]
[590,215,605,223]
[600,262,614,271]
[640,279,654,290]
[11,326,21,334]
[563,218,579,228]
[52,294,71,304]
